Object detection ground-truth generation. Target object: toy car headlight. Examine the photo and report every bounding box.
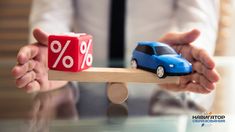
[169,64,174,68]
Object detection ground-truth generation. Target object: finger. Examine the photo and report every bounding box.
[159,83,186,92]
[25,81,40,93]
[33,28,48,45]
[184,83,211,94]
[159,82,209,93]
[17,44,39,64]
[159,29,200,45]
[193,61,220,82]
[16,71,36,88]
[190,73,215,92]
[191,47,215,69]
[12,60,36,79]
[33,61,47,75]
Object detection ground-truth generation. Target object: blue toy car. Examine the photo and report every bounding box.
[131,41,192,78]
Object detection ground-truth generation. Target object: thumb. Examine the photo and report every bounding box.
[33,28,48,45]
[159,29,200,45]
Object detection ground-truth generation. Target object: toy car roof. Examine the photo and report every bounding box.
[137,41,168,47]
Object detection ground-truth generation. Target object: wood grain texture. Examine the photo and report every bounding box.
[48,67,179,83]
[107,82,128,104]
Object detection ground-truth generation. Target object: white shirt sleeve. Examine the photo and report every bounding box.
[29,0,74,43]
[175,0,220,55]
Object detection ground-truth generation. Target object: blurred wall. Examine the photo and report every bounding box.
[226,0,235,55]
[0,0,234,58]
[215,0,234,56]
[0,0,31,97]
[0,0,31,59]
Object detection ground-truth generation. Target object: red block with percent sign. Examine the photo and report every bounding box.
[48,33,93,72]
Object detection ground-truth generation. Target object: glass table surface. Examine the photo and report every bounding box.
[0,57,235,132]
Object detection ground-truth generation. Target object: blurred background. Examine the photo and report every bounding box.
[0,0,235,119]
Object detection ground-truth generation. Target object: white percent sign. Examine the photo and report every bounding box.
[80,40,92,68]
[51,40,74,68]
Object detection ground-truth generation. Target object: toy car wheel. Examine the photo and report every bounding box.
[156,66,166,78]
[131,59,138,69]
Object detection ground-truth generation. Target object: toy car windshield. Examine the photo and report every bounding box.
[155,46,177,55]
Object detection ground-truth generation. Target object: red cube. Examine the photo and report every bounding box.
[48,33,93,72]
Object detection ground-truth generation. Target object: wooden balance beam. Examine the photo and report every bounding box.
[48,67,179,84]
[49,67,179,104]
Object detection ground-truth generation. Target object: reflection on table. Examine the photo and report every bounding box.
[25,82,204,132]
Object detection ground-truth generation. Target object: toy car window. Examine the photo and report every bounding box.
[144,46,154,55]
[155,46,176,55]
[135,45,154,55]
[135,45,144,52]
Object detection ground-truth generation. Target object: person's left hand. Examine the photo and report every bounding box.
[158,29,220,94]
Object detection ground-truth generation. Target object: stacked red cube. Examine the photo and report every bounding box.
[48,33,93,72]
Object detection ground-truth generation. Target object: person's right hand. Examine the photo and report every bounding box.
[158,29,220,94]
[12,28,68,93]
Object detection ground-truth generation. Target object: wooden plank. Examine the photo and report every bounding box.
[49,67,179,84]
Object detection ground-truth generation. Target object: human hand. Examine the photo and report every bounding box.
[12,28,68,93]
[158,29,220,93]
